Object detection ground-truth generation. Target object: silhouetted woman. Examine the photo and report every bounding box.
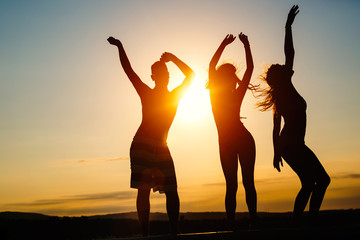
[258,5,330,222]
[108,36,195,236]
[208,33,257,228]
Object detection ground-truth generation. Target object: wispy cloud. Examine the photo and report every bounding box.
[203,172,360,188]
[3,191,136,208]
[203,176,295,187]
[332,172,360,179]
[323,194,360,209]
[75,157,130,164]
[40,205,135,216]
[55,157,130,165]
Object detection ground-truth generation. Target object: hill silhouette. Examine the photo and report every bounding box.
[0,210,359,239]
[0,211,50,220]
[89,211,247,221]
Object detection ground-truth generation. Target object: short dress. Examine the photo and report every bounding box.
[130,136,177,193]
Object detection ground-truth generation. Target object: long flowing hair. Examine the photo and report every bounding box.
[207,63,258,96]
[257,64,285,112]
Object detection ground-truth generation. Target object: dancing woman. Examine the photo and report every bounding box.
[108,36,195,235]
[208,33,257,228]
[258,5,330,222]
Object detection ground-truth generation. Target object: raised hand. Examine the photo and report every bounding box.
[286,5,299,27]
[238,32,250,46]
[160,52,175,62]
[221,34,236,46]
[107,36,121,46]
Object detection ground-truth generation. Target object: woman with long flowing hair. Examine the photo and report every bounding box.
[258,5,330,223]
[208,33,258,228]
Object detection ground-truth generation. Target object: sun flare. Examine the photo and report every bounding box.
[177,78,212,122]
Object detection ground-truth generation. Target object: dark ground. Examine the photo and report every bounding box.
[0,209,359,240]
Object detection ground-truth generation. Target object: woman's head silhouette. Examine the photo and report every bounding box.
[212,63,239,91]
[265,64,285,87]
[151,61,169,87]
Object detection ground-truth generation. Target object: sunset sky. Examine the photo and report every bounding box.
[1,0,360,216]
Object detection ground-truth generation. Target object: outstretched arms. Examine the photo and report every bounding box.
[107,37,149,95]
[273,111,283,172]
[161,52,195,97]
[209,34,236,75]
[284,5,299,69]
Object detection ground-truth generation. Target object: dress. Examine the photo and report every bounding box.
[130,136,177,193]
[130,87,180,192]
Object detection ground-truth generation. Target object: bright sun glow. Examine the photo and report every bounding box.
[177,77,212,122]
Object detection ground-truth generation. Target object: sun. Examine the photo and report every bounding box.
[176,78,212,122]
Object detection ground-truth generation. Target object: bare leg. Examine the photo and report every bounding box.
[137,189,151,236]
[219,142,238,229]
[306,146,330,218]
[283,146,315,220]
[309,179,330,218]
[283,144,329,223]
[293,178,314,217]
[165,190,179,235]
[225,178,238,225]
[238,130,258,225]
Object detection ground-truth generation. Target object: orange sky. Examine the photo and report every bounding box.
[0,0,360,216]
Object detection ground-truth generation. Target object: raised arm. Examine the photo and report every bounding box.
[237,33,254,97]
[209,34,236,75]
[160,52,195,98]
[273,111,283,172]
[107,37,149,96]
[284,5,299,69]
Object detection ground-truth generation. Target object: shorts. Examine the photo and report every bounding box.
[130,136,177,193]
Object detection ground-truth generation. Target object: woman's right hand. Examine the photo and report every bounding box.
[286,5,299,27]
[221,34,236,46]
[238,32,250,46]
[107,36,121,46]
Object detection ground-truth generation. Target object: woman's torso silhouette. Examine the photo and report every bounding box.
[210,79,248,144]
[276,69,307,147]
[135,88,179,143]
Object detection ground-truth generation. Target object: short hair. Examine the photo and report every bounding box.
[151,61,168,75]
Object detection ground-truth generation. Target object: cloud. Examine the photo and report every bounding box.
[203,176,295,187]
[36,205,135,217]
[56,157,130,165]
[332,173,360,179]
[76,157,130,163]
[202,182,224,187]
[203,172,360,188]
[323,194,360,209]
[3,191,136,208]
[68,191,135,201]
[104,157,130,162]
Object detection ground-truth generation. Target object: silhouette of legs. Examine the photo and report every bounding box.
[137,188,151,236]
[238,130,257,221]
[219,143,238,228]
[307,147,330,218]
[293,175,314,217]
[165,191,180,234]
[282,144,330,222]
[219,128,257,229]
[136,189,179,236]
